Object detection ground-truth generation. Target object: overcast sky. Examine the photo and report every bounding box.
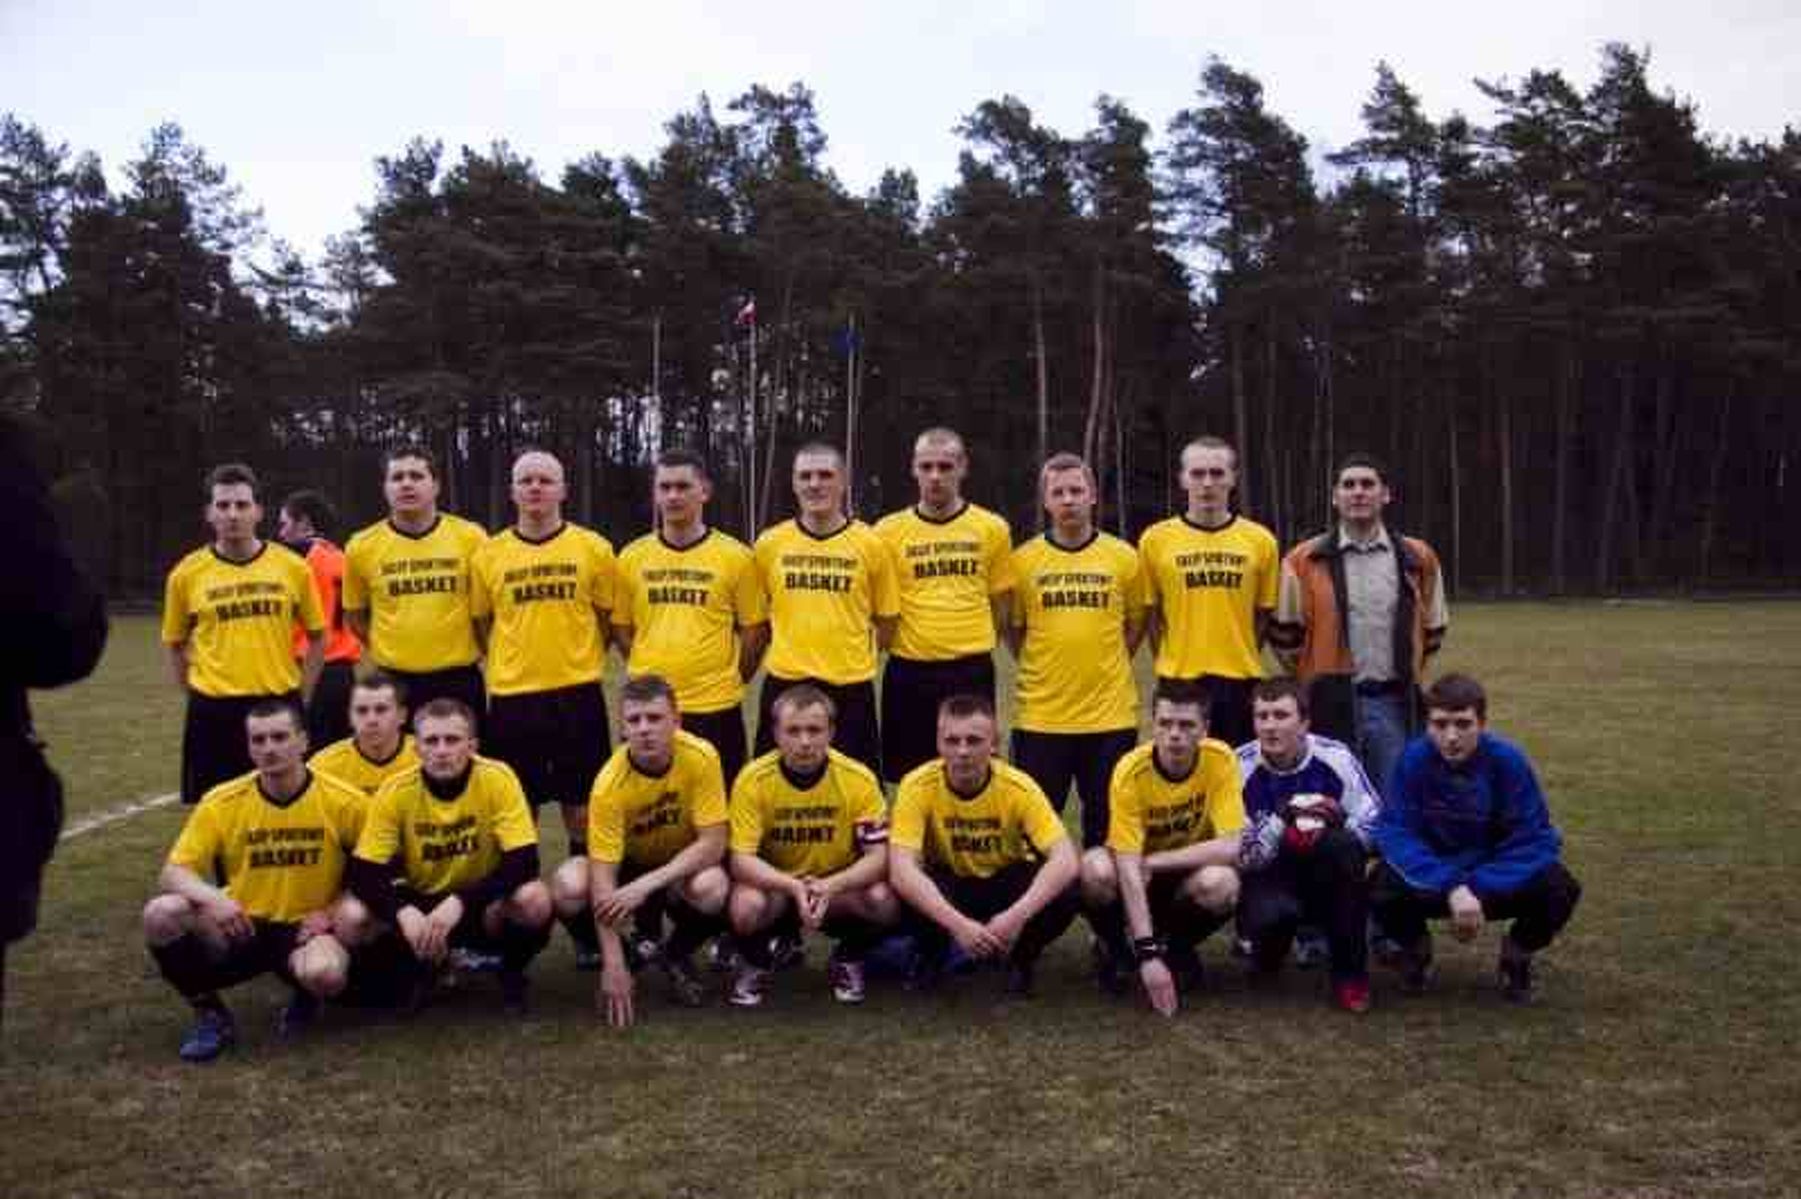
[7,0,1797,259]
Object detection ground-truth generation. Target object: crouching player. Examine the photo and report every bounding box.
[550,674,730,1028]
[1080,680,1244,1016]
[726,685,899,1007]
[888,694,1079,997]
[1235,678,1381,1013]
[143,699,366,1061]
[347,699,552,1015]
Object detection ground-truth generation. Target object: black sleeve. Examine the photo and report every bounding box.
[0,418,107,698]
[348,857,407,924]
[454,844,540,914]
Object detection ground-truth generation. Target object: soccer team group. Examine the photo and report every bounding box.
[149,428,1583,1061]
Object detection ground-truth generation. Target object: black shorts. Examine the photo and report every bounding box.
[194,919,302,990]
[182,691,297,804]
[1158,674,1257,751]
[389,662,487,734]
[304,660,357,747]
[1009,727,1138,849]
[880,653,996,782]
[754,675,881,777]
[683,706,749,792]
[485,683,610,808]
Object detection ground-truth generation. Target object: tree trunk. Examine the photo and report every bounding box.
[1498,376,1515,596]
[1447,393,1462,599]
[1597,366,1635,593]
[1231,322,1250,515]
[1033,279,1049,487]
[1082,264,1105,472]
[1696,385,1734,588]
[1551,346,1575,594]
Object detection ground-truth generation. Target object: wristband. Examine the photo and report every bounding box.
[1132,936,1166,965]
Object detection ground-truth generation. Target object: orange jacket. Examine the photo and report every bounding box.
[1270,531,1444,685]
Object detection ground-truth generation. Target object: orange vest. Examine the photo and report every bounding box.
[293,539,362,663]
[1278,532,1443,684]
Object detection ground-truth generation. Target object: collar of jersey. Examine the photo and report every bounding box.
[512,521,568,547]
[257,768,314,809]
[796,516,851,542]
[627,749,674,779]
[944,764,993,801]
[424,762,474,801]
[658,526,713,553]
[386,513,443,541]
[1044,528,1099,554]
[1180,513,1237,534]
[355,736,409,768]
[1255,737,1316,777]
[209,541,269,567]
[779,758,828,791]
[912,501,970,526]
[1151,749,1198,785]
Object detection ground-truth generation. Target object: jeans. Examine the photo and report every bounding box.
[1356,690,1409,798]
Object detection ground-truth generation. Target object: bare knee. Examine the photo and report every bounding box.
[729,885,773,936]
[509,880,553,929]
[550,858,590,916]
[1080,849,1120,905]
[292,938,349,998]
[332,895,373,947]
[683,865,730,915]
[142,894,194,945]
[861,881,901,925]
[1186,865,1240,913]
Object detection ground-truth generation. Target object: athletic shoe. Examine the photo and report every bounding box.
[1498,942,1537,1004]
[276,990,319,1039]
[828,955,867,1005]
[706,936,740,974]
[572,947,602,972]
[728,963,769,1008]
[1332,977,1373,1014]
[1090,937,1129,997]
[661,954,706,1007]
[1002,960,1036,999]
[768,933,805,972]
[450,947,504,974]
[178,1006,236,1063]
[1292,929,1330,969]
[624,934,663,974]
[499,970,530,1016]
[1392,935,1436,996]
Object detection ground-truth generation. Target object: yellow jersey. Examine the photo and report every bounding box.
[875,502,1017,660]
[169,769,365,923]
[1105,740,1246,856]
[1138,514,1279,680]
[342,514,488,673]
[1010,531,1148,733]
[354,757,538,896]
[309,734,418,799]
[729,748,886,877]
[587,730,728,869]
[890,759,1066,879]
[754,519,899,685]
[615,529,766,713]
[162,543,325,697]
[470,523,616,696]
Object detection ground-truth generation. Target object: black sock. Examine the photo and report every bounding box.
[500,919,551,974]
[567,835,587,860]
[560,911,599,954]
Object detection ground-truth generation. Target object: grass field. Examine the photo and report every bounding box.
[5,604,1799,1198]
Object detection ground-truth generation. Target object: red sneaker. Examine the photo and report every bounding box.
[1332,978,1372,1014]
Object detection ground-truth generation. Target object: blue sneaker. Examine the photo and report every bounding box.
[178,1007,236,1063]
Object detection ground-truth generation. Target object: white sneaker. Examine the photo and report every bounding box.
[728,963,769,1007]
[828,957,867,1005]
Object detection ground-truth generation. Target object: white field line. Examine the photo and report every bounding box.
[60,792,179,842]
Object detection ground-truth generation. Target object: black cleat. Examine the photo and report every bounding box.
[1393,935,1436,996]
[1091,937,1129,997]
[276,989,320,1039]
[1498,942,1537,1004]
[661,954,706,1007]
[500,970,530,1016]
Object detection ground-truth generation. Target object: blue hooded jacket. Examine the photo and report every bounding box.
[1375,733,1562,897]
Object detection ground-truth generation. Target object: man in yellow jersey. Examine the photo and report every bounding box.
[471,450,615,865]
[876,428,1016,783]
[142,699,366,1061]
[1138,437,1279,750]
[342,446,488,729]
[1079,679,1245,1015]
[277,489,362,746]
[889,695,1079,997]
[752,443,898,774]
[163,463,326,804]
[308,671,418,799]
[549,675,730,1027]
[614,448,767,787]
[348,699,552,1015]
[725,685,898,1007]
[1007,453,1148,849]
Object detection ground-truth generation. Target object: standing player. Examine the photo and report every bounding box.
[163,463,325,804]
[753,443,898,774]
[1079,680,1244,1015]
[889,695,1079,997]
[1138,437,1279,750]
[348,699,553,1015]
[342,446,488,726]
[726,685,899,1007]
[1372,674,1581,1003]
[549,675,731,1027]
[277,489,363,747]
[1235,678,1381,1013]
[1270,452,1448,793]
[875,428,1016,783]
[308,671,418,799]
[1007,452,1148,849]
[614,448,766,788]
[471,450,615,861]
[142,699,366,1061]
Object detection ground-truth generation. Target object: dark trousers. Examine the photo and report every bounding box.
[1238,828,1370,981]
[881,652,996,782]
[1371,860,1582,954]
[1010,728,1137,849]
[1085,871,1233,955]
[683,706,749,792]
[305,659,356,747]
[150,920,300,1000]
[904,862,1079,969]
[1157,674,1256,751]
